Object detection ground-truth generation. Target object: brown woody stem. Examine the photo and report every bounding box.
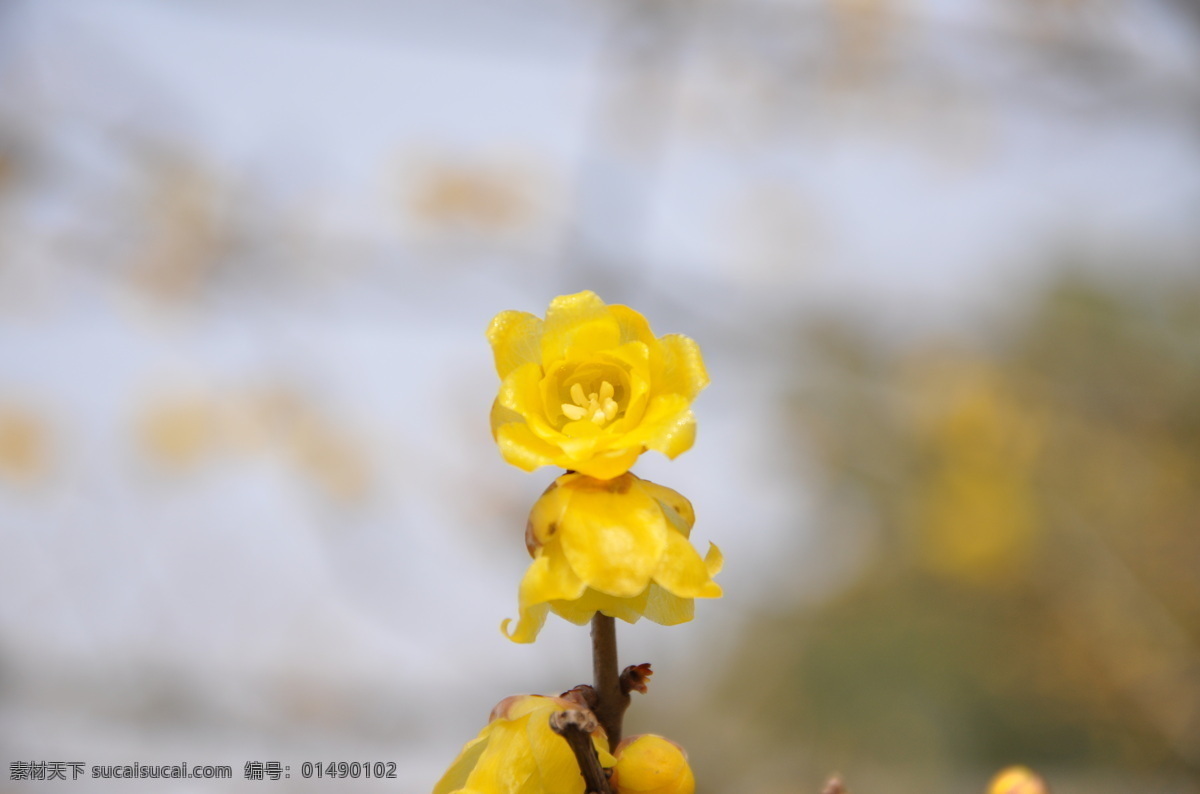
[549,710,614,794]
[591,613,630,747]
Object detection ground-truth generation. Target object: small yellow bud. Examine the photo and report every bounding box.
[987,766,1048,794]
[610,734,695,794]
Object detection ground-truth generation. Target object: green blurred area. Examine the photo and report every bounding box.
[706,273,1200,793]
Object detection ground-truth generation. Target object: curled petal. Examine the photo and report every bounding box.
[503,540,588,644]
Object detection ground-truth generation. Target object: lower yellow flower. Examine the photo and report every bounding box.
[611,735,695,794]
[433,695,615,794]
[502,472,723,643]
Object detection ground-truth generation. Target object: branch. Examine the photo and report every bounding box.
[591,614,629,747]
[550,709,614,794]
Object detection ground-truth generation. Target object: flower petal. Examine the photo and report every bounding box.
[609,304,658,347]
[540,291,621,365]
[432,733,490,794]
[558,480,668,597]
[493,420,562,473]
[503,538,588,643]
[621,395,697,460]
[641,583,695,626]
[551,586,651,625]
[487,310,544,378]
[703,542,724,576]
[659,334,709,400]
[569,447,642,480]
[497,363,559,439]
[638,481,695,533]
[501,603,549,644]
[653,531,723,599]
[469,714,540,794]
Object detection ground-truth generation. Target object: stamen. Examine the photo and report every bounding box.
[561,378,622,427]
[603,398,618,421]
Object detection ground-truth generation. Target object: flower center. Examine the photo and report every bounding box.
[561,380,619,426]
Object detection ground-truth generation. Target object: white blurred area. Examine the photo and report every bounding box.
[0,0,1197,791]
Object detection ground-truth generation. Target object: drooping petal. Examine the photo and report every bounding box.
[521,543,589,603]
[652,531,723,599]
[504,473,721,642]
[557,480,668,597]
[552,585,651,625]
[641,583,694,626]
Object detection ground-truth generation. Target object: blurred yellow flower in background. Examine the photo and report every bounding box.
[611,734,695,794]
[0,404,49,484]
[503,472,722,643]
[488,291,708,480]
[433,694,615,794]
[986,765,1047,794]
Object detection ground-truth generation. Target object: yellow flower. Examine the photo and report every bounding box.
[502,472,723,643]
[433,694,615,794]
[986,766,1047,794]
[488,291,709,480]
[611,735,695,794]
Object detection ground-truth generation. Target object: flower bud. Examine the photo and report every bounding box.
[610,734,695,794]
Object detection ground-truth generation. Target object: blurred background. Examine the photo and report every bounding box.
[1,0,1199,792]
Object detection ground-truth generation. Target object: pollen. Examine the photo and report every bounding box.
[562,380,619,426]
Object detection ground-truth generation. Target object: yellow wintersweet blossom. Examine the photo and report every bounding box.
[502,472,723,643]
[611,735,695,794]
[488,291,709,480]
[986,766,1047,794]
[433,694,615,794]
